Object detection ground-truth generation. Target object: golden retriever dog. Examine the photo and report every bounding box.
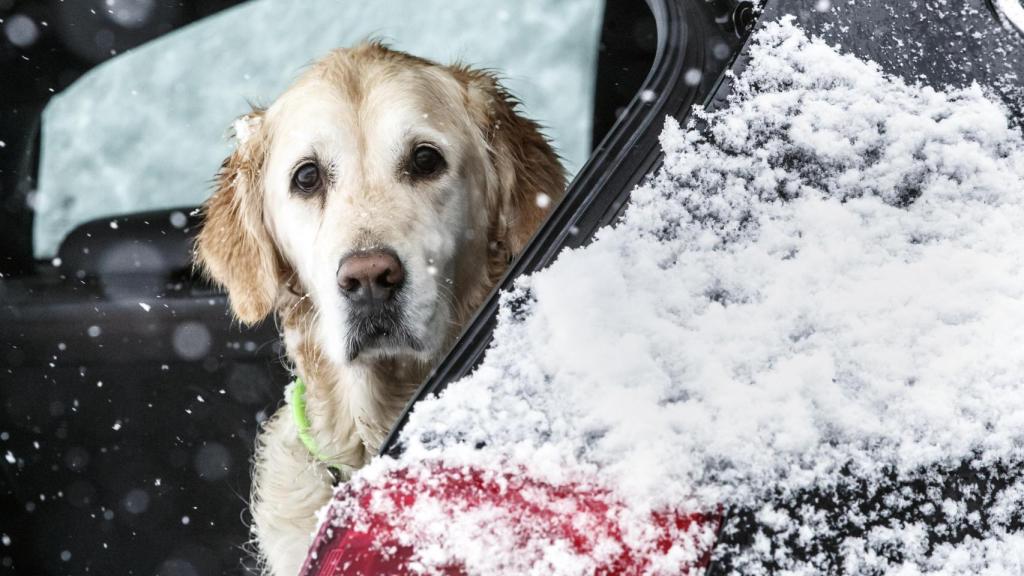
[195,43,564,575]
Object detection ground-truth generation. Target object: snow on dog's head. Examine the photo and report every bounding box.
[331,18,1024,575]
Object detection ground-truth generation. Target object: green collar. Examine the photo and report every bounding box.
[290,377,343,485]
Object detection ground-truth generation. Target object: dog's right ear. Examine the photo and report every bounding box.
[195,110,280,325]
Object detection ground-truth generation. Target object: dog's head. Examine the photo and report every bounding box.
[196,43,563,367]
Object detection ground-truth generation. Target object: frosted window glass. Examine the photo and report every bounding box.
[34,0,603,257]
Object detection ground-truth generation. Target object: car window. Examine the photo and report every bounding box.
[32,0,604,258]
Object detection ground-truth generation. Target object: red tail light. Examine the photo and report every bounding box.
[301,465,719,576]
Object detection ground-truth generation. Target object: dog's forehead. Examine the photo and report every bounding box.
[266,79,352,143]
[268,65,467,143]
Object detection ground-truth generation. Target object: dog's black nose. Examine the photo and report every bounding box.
[337,249,405,306]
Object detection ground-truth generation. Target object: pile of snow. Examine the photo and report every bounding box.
[335,18,1024,574]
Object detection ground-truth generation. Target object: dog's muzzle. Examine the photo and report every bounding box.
[338,249,421,360]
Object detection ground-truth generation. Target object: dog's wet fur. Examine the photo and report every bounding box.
[195,43,564,575]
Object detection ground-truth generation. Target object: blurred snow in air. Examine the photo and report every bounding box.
[33,0,603,257]
[156,558,200,576]
[168,210,187,228]
[171,321,211,361]
[3,13,39,48]
[63,447,90,471]
[104,0,157,29]
[121,488,149,514]
[194,442,231,481]
[713,40,731,60]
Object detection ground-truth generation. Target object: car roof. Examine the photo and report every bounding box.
[765,0,1024,119]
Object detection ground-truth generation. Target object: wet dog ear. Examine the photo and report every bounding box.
[456,68,566,279]
[195,110,281,325]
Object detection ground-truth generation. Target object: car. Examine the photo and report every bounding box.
[3,0,1023,574]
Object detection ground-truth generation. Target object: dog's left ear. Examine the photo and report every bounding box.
[194,110,282,325]
[457,69,566,270]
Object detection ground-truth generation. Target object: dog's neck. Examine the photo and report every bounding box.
[273,251,503,479]
[276,294,437,477]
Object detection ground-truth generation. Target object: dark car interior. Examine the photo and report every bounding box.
[0,1,659,574]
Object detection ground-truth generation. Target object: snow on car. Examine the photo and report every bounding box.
[310,16,1024,576]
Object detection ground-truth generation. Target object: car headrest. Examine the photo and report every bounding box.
[56,207,201,280]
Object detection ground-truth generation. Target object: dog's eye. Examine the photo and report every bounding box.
[292,162,321,194]
[410,145,445,177]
